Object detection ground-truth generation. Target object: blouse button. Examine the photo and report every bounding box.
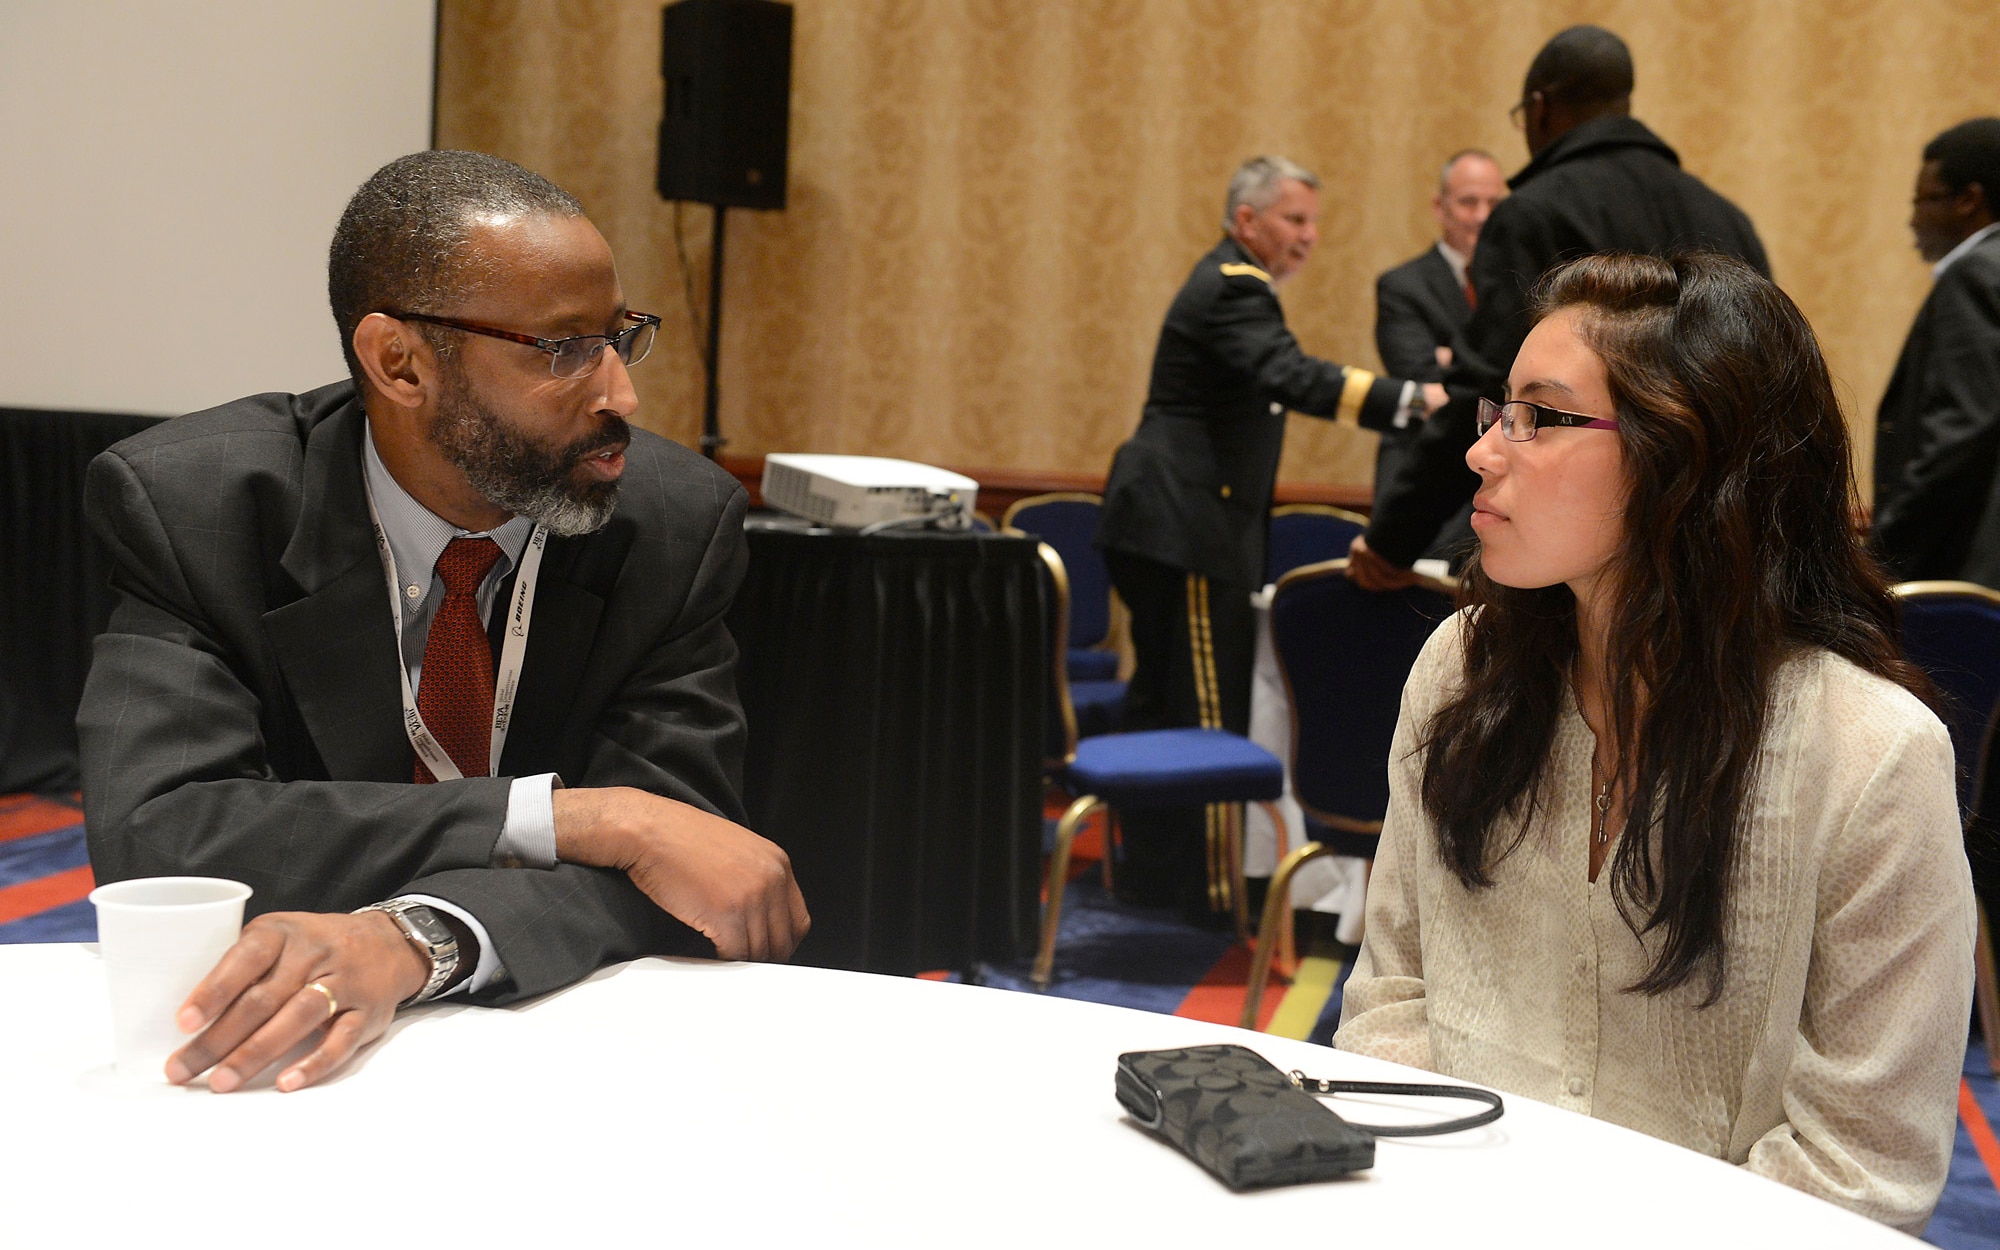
[1566,1077,1585,1097]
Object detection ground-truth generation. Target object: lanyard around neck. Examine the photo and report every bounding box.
[362,481,548,781]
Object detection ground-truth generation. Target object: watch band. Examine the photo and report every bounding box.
[357,899,460,1005]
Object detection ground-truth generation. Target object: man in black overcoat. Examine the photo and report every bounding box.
[1373,149,1506,558]
[1095,155,1440,915]
[1348,25,1769,590]
[1871,118,2000,588]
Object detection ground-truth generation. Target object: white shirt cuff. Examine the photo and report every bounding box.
[1393,380,1419,429]
[397,894,504,997]
[497,773,560,868]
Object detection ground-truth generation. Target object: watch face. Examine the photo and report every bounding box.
[401,904,454,948]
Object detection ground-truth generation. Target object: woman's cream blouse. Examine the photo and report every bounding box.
[1336,610,1976,1233]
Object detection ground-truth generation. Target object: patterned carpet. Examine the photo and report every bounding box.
[5,790,1995,1243]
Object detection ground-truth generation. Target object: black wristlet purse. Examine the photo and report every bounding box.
[1114,1044,1504,1190]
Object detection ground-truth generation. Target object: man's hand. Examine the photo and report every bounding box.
[554,787,810,963]
[1434,346,1454,369]
[1345,534,1421,592]
[166,910,427,1093]
[1420,382,1449,416]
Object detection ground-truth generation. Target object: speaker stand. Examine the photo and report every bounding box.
[700,204,727,461]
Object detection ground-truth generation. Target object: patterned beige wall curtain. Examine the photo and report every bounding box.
[438,0,1999,497]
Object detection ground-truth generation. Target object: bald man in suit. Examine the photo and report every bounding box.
[1372,149,1505,556]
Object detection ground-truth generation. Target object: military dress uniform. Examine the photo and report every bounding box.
[1095,235,1409,915]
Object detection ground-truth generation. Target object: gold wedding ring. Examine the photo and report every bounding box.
[303,980,339,1021]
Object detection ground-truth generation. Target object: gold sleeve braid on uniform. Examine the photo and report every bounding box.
[1335,367,1377,427]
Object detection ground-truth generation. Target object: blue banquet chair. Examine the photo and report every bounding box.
[1265,503,1369,586]
[1893,580,2000,1050]
[1240,558,1457,1028]
[1004,493,1124,689]
[1032,542,1290,990]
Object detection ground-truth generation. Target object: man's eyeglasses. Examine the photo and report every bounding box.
[384,309,661,379]
[1476,396,1621,441]
[1508,88,1548,130]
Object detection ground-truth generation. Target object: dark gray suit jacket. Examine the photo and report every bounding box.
[1374,245,1474,511]
[1872,228,2000,586]
[78,382,751,1003]
[1375,245,1472,385]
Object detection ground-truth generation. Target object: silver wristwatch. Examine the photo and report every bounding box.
[358,899,461,1005]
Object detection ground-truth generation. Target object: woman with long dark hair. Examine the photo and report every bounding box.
[1335,252,1975,1231]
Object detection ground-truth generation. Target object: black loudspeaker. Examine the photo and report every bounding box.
[657,0,792,210]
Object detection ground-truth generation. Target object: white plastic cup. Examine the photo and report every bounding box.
[89,876,253,1082]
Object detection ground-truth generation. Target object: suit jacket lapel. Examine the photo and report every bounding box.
[1422,247,1470,317]
[263,401,412,782]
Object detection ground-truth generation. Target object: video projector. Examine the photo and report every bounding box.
[761,454,980,531]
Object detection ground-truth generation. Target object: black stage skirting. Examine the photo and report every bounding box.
[0,407,165,793]
[731,520,1045,976]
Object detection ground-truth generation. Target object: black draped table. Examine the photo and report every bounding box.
[730,518,1045,976]
[0,407,166,793]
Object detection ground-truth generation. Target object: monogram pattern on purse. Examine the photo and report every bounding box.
[1116,1044,1375,1189]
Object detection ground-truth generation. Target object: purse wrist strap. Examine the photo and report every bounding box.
[1287,1072,1505,1137]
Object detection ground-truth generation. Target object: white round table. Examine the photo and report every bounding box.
[0,944,1907,1247]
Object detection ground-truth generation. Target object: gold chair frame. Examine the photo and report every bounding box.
[1001,491,1107,534]
[1268,502,1371,529]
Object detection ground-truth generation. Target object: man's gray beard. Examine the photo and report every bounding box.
[429,371,625,538]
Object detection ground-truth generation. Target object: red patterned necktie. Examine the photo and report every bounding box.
[414,536,504,783]
[1464,277,1478,310]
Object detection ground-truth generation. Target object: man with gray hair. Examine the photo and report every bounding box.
[80,150,808,1093]
[1094,154,1441,918]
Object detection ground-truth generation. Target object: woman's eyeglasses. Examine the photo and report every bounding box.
[1476,396,1621,442]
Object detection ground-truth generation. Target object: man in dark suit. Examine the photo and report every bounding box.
[78,151,808,1093]
[1373,149,1506,557]
[1871,118,2000,588]
[1094,154,1441,914]
[1348,25,1768,590]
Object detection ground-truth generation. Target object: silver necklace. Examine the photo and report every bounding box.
[1591,752,1615,847]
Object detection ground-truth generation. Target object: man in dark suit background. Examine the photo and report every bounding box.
[79,151,808,1093]
[1372,149,1506,559]
[1348,25,1769,590]
[1094,154,1442,916]
[1871,118,2000,589]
